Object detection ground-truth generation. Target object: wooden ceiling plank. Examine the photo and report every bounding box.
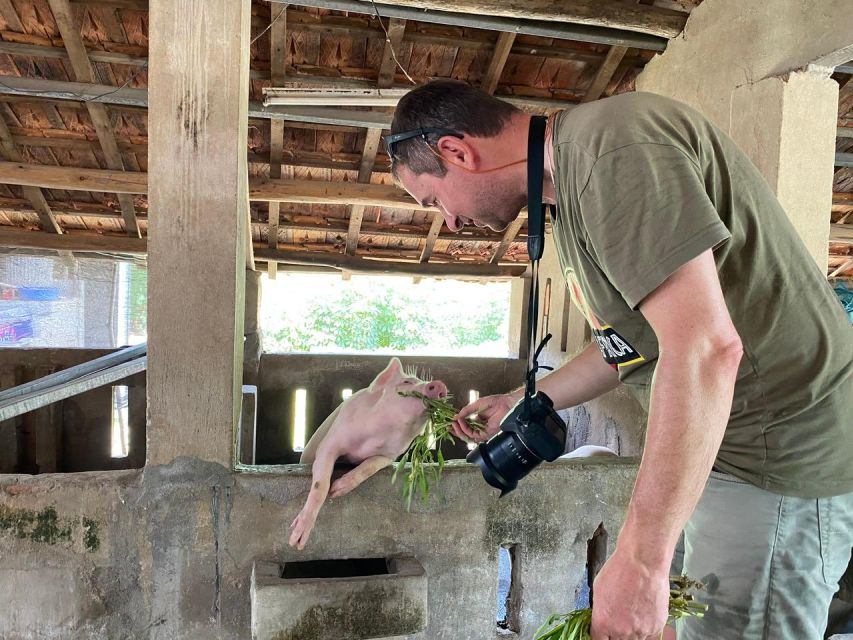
[0,114,61,233]
[481,31,516,95]
[419,210,444,262]
[0,0,23,32]
[489,215,525,263]
[255,246,526,278]
[377,17,407,87]
[268,3,288,277]
[47,0,140,237]
[345,18,405,255]
[581,44,628,102]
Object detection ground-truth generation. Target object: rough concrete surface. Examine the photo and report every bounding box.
[0,457,637,639]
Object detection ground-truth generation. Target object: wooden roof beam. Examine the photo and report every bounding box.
[581,45,628,102]
[345,16,406,255]
[0,115,61,233]
[481,31,516,95]
[490,216,525,263]
[419,211,444,262]
[267,3,288,279]
[0,160,431,209]
[47,0,140,237]
[255,246,526,278]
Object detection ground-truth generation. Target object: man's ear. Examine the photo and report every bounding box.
[436,135,479,170]
[370,357,403,390]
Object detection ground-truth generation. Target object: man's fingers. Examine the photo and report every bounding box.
[454,397,491,420]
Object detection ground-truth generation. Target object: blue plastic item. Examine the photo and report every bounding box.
[834,282,853,324]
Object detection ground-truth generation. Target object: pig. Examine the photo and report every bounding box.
[289,357,448,550]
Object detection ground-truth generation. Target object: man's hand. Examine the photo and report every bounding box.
[452,392,519,441]
[590,547,669,640]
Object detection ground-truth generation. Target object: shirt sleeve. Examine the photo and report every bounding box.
[578,142,731,309]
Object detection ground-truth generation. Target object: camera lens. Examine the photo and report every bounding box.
[466,431,541,496]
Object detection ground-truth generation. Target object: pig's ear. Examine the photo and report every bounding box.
[371,357,403,390]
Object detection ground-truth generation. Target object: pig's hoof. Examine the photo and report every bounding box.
[289,513,315,550]
[329,477,356,499]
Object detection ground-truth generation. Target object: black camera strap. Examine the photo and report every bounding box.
[524,116,555,408]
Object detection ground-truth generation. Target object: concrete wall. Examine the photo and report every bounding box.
[637,0,853,270]
[0,457,637,639]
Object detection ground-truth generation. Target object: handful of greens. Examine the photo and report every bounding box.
[533,575,707,640]
[393,391,485,510]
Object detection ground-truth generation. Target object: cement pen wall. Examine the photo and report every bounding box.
[0,456,637,640]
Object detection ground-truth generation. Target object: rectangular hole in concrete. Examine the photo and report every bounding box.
[110,385,129,458]
[341,388,353,401]
[585,523,608,609]
[496,544,521,634]
[281,557,391,580]
[292,388,307,452]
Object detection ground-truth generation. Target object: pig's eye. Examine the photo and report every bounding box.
[403,380,413,384]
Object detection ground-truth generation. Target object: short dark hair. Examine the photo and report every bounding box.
[389,79,520,178]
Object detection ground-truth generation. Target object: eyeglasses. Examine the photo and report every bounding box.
[383,127,463,160]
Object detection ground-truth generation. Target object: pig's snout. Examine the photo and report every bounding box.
[423,381,448,399]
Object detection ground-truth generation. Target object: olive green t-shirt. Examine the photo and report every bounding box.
[550,91,853,498]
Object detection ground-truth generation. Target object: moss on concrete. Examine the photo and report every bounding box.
[0,505,72,545]
[82,517,100,552]
[274,585,425,640]
[0,505,100,551]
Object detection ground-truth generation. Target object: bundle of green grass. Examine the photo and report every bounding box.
[533,575,708,639]
[394,391,485,510]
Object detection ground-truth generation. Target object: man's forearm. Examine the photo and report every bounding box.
[617,344,742,570]
[509,342,620,410]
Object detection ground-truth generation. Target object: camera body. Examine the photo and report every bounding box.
[466,391,567,496]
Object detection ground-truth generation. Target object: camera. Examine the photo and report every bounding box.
[466,391,567,496]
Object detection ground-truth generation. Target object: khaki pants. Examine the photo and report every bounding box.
[671,470,853,640]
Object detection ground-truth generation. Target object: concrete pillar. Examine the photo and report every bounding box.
[146,0,251,467]
[637,0,853,271]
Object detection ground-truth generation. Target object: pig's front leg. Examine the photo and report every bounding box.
[289,446,337,550]
[329,455,394,499]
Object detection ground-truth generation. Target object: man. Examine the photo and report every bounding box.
[386,79,853,640]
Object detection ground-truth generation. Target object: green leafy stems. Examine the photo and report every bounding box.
[393,391,486,510]
[533,575,708,640]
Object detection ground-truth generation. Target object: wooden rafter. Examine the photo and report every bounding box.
[267,3,288,278]
[0,0,24,31]
[0,115,61,233]
[419,211,444,262]
[254,247,526,278]
[490,216,525,263]
[47,0,140,237]
[0,226,526,277]
[581,45,628,102]
[0,160,430,209]
[345,16,406,256]
[481,31,516,95]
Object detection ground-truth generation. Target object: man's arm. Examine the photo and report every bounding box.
[513,341,621,409]
[590,249,742,639]
[452,341,619,439]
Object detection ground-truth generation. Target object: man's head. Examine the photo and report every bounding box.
[388,80,528,232]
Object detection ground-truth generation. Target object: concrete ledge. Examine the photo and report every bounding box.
[252,556,427,640]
